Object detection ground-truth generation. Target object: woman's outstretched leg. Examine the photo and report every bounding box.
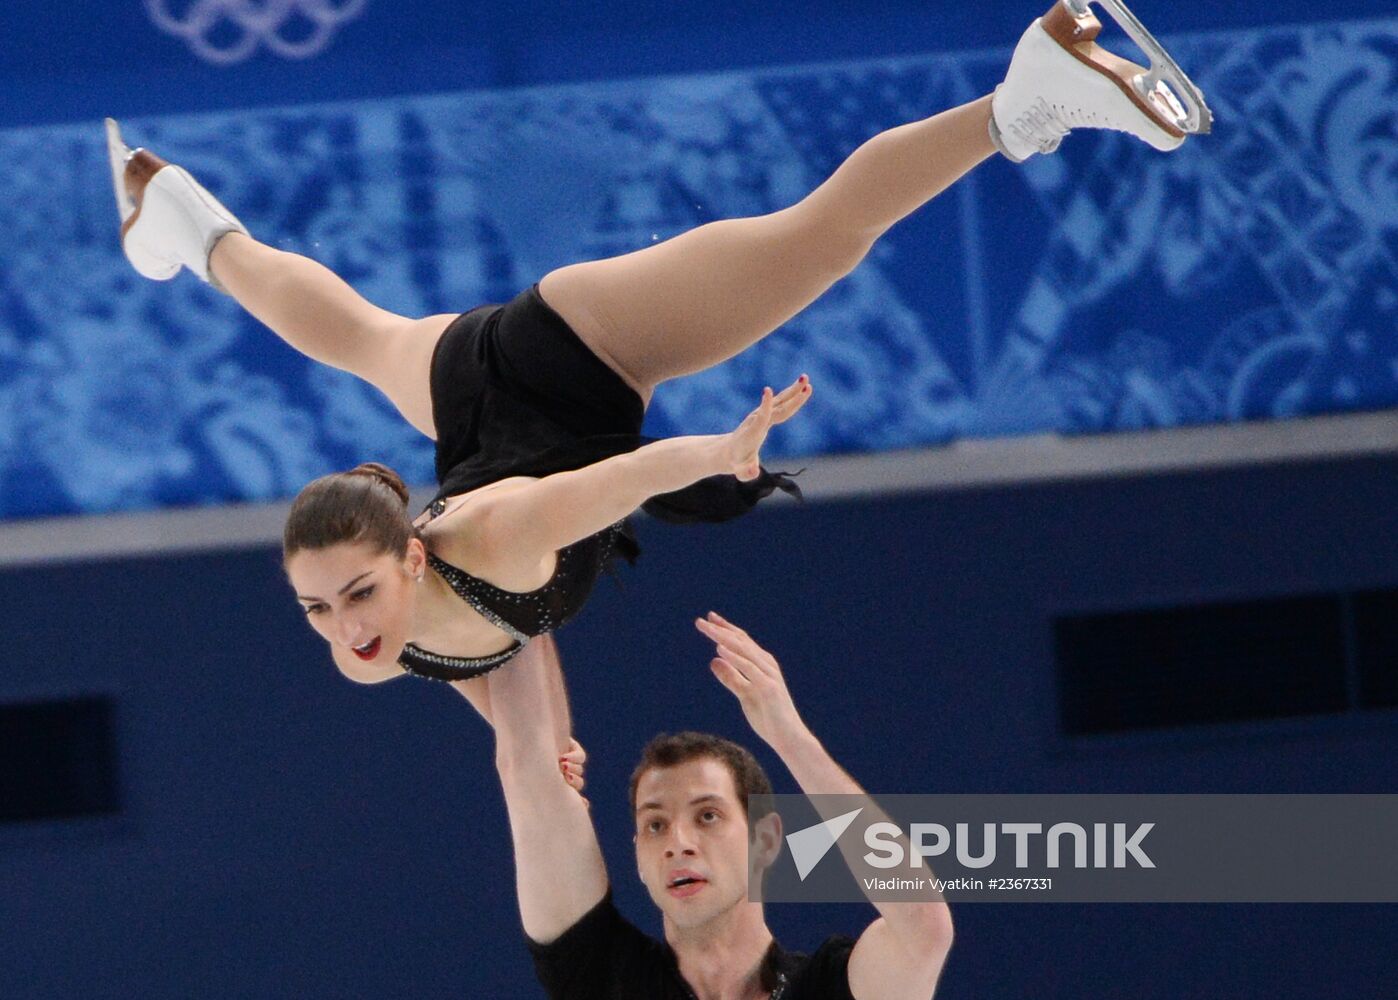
[209,234,451,439]
[542,0,1209,396]
[538,96,996,393]
[108,122,448,440]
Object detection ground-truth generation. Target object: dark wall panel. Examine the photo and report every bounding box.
[0,697,119,822]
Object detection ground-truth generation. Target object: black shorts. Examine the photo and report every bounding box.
[427,283,799,527]
[428,284,645,497]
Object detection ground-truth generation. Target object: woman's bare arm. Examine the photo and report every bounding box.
[449,661,571,754]
[489,636,609,943]
[450,676,495,727]
[468,379,810,570]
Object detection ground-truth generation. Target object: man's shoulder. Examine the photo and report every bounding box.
[528,891,662,958]
[778,934,858,1000]
[528,892,679,1000]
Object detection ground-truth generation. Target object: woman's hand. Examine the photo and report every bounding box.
[695,611,808,753]
[560,738,587,797]
[720,376,812,481]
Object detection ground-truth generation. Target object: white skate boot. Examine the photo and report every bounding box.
[990,0,1213,162]
[105,118,249,291]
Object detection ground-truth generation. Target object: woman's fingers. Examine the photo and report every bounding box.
[772,376,812,426]
[773,375,810,403]
[740,386,773,430]
[729,387,778,480]
[766,375,811,424]
[742,376,808,439]
[770,375,806,407]
[752,392,775,437]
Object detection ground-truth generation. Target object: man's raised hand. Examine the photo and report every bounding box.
[695,611,807,751]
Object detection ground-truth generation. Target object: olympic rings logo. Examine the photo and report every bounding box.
[144,0,368,65]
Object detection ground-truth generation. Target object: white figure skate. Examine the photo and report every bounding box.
[105,118,249,291]
[991,0,1213,162]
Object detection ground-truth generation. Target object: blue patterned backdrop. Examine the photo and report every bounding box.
[2,15,1396,519]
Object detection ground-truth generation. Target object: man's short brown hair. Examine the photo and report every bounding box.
[629,731,774,824]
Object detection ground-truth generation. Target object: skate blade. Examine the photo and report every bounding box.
[104,118,137,224]
[1060,0,1213,135]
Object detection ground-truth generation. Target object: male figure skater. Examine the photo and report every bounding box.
[484,614,953,999]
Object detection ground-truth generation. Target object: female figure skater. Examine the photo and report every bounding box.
[107,3,1208,687]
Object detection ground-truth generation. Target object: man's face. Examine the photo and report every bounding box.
[633,757,758,930]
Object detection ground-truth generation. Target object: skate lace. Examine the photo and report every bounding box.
[1010,97,1114,153]
[1008,97,1070,153]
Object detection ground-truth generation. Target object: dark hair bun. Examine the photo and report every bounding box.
[346,462,410,506]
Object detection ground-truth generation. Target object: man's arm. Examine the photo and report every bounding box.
[487,635,609,943]
[696,613,954,1000]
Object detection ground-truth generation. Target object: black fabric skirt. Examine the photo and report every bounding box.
[427,285,800,559]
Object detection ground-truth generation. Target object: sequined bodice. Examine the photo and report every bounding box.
[396,516,622,682]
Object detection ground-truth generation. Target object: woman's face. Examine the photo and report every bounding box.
[286,538,426,673]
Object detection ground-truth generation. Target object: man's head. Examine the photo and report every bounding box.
[629,732,782,931]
